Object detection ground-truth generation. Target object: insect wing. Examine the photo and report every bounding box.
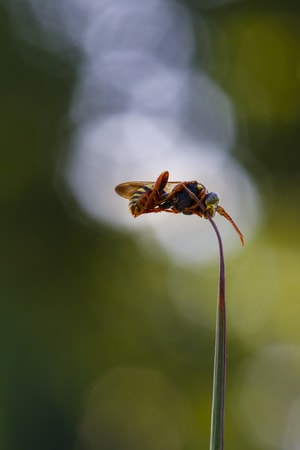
[115,181,155,199]
[163,182,182,194]
[115,180,181,199]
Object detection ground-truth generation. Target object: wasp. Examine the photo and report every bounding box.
[115,171,172,217]
[115,171,244,245]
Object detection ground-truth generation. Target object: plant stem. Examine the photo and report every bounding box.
[181,185,226,450]
[206,217,226,450]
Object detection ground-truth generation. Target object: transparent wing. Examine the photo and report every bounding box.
[115,181,181,199]
[115,181,155,199]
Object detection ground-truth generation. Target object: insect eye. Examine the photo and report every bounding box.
[205,192,219,205]
[204,192,220,216]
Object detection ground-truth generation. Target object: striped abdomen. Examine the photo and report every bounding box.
[129,185,153,217]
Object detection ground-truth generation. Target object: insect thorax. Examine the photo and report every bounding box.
[163,182,206,213]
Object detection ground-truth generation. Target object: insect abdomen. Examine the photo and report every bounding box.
[129,186,152,217]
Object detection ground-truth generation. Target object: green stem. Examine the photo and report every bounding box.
[181,185,226,450]
[206,217,226,450]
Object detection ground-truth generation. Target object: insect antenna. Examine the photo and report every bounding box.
[182,184,244,246]
[216,206,244,246]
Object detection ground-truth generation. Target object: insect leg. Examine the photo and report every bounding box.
[142,171,169,212]
[216,206,245,246]
[136,207,179,215]
[181,184,207,215]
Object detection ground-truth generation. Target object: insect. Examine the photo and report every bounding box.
[115,171,172,217]
[115,171,244,245]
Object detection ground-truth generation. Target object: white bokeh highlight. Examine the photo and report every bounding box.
[7,0,259,263]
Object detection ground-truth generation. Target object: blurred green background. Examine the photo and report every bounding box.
[1,1,300,449]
